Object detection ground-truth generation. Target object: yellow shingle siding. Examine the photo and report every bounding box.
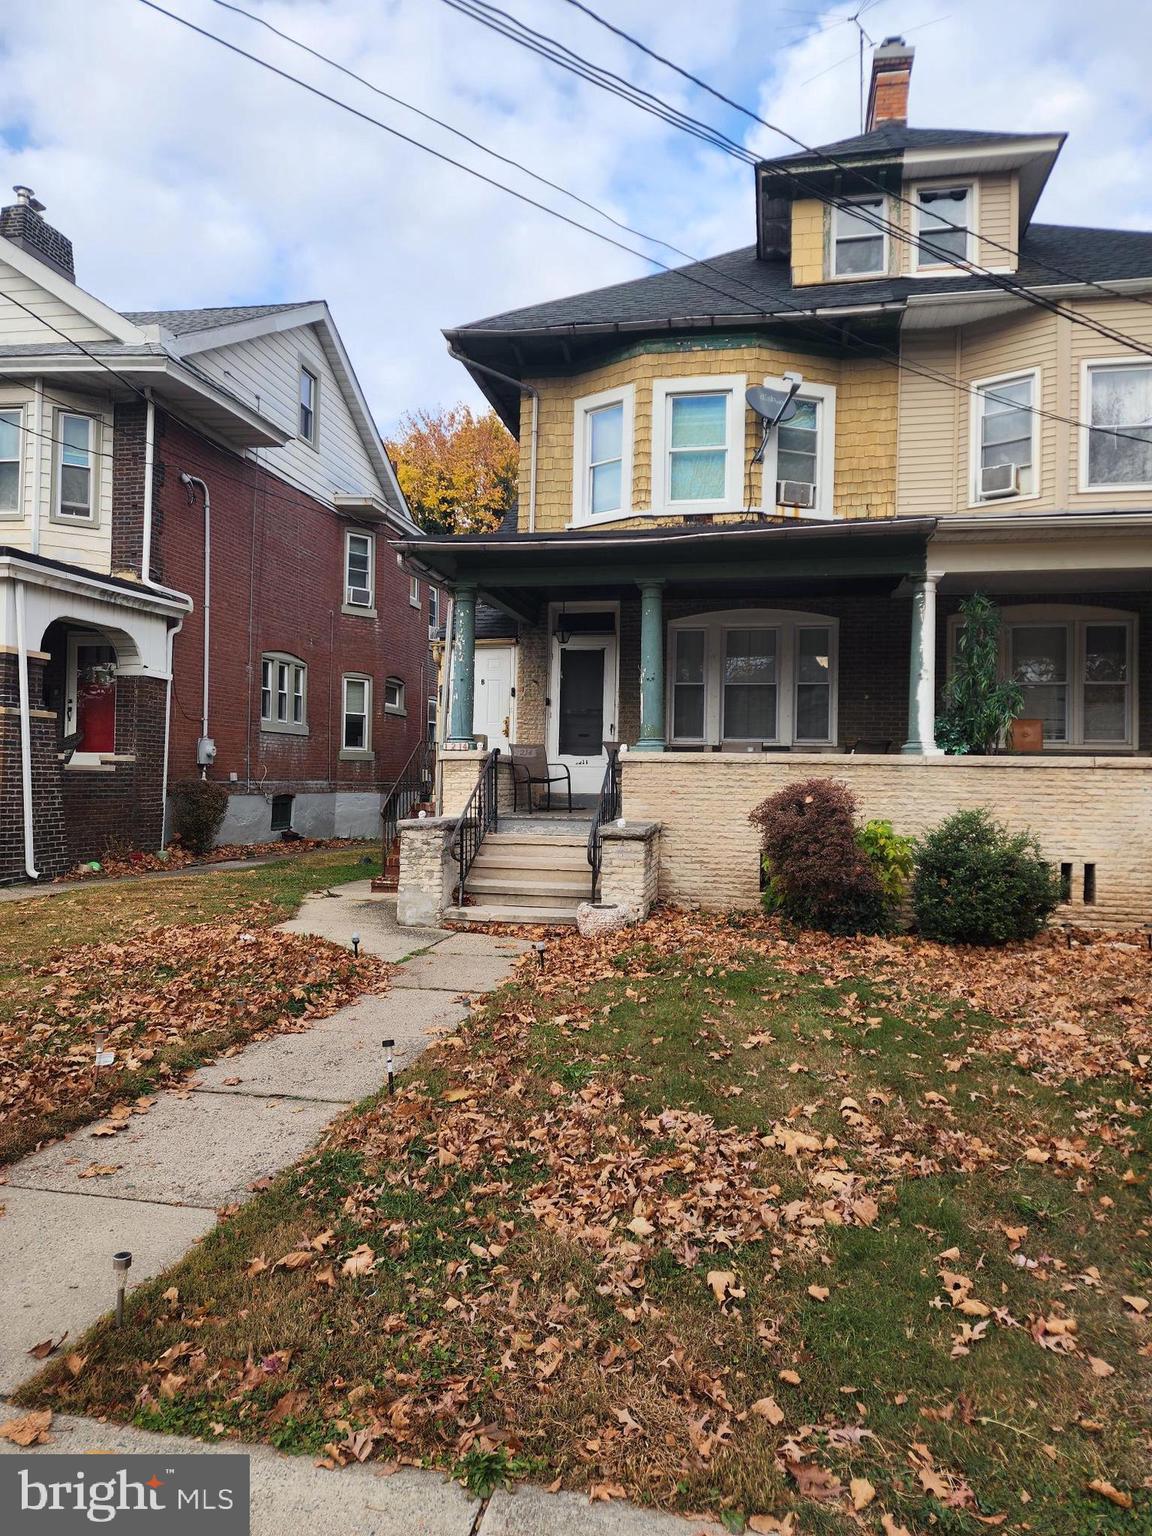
[789,199,826,286]
[517,342,899,532]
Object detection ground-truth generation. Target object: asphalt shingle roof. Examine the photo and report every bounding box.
[764,125,1057,164]
[450,225,1152,336]
[123,302,316,335]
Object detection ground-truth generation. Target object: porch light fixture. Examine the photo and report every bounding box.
[555,604,572,646]
[113,1250,132,1326]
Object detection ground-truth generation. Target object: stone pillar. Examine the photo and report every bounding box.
[902,574,940,754]
[447,584,477,747]
[636,579,665,752]
[396,816,459,925]
[596,819,662,920]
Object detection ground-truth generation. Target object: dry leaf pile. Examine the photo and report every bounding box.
[56,836,363,883]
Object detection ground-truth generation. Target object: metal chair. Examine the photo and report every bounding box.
[509,743,573,812]
[846,738,892,754]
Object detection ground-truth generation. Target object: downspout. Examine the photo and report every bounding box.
[13,579,38,879]
[159,613,185,849]
[30,378,44,555]
[446,348,537,532]
[179,473,212,776]
[141,391,155,582]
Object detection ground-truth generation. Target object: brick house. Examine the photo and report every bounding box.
[0,188,433,883]
[399,39,1152,928]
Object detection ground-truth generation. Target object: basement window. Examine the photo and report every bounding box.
[270,794,294,832]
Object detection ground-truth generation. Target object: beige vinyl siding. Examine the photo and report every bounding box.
[193,323,384,504]
[519,341,899,530]
[0,260,114,345]
[895,330,962,517]
[977,173,1017,269]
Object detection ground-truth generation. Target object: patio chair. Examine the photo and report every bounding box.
[509,743,573,813]
[846,738,892,754]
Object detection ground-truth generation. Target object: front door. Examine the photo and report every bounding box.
[549,632,618,795]
[474,643,515,755]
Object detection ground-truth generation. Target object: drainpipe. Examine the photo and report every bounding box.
[30,378,44,556]
[179,473,212,776]
[446,348,538,532]
[141,392,155,583]
[158,613,185,849]
[13,579,38,879]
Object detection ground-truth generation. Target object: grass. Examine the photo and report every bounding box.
[0,846,382,1164]
[20,910,1152,1533]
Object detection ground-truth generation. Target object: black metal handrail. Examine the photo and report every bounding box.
[448,747,501,905]
[586,745,622,899]
[381,736,435,857]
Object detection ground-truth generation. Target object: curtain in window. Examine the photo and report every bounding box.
[917,187,969,263]
[723,628,777,739]
[1011,625,1068,741]
[1083,624,1128,741]
[1088,365,1152,484]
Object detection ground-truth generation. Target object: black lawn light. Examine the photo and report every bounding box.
[113,1251,132,1326]
[383,1038,395,1095]
[534,940,548,972]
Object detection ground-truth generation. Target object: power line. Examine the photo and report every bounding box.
[131,0,1152,460]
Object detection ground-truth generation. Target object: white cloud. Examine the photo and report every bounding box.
[1,0,1151,430]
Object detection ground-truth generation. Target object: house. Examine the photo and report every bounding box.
[399,38,1152,929]
[0,187,435,884]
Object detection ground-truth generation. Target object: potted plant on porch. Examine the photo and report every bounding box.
[936,593,1024,755]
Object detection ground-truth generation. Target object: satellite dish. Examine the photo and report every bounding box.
[745,385,798,424]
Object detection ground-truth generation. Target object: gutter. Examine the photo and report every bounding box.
[447,347,539,532]
[159,613,185,849]
[13,578,38,879]
[142,391,155,583]
[30,378,44,556]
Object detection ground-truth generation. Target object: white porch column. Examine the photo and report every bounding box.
[902,573,940,754]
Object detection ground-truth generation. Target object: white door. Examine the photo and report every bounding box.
[548,633,618,795]
[474,644,515,755]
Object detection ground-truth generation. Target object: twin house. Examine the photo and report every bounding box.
[402,39,1152,928]
[0,191,432,883]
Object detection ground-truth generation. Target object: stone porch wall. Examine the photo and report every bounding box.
[621,752,1152,929]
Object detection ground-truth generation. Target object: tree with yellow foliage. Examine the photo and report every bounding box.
[386,405,518,534]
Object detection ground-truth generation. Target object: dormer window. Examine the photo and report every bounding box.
[917,186,971,267]
[832,197,886,277]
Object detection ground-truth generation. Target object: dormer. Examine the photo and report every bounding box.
[756,40,1065,288]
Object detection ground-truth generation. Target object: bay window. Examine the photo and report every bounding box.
[916,186,971,267]
[261,653,307,733]
[651,376,744,513]
[573,385,633,523]
[0,408,21,515]
[1083,361,1152,488]
[833,196,886,276]
[56,412,94,521]
[668,610,837,747]
[973,372,1037,500]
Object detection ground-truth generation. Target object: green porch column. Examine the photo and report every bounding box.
[636,579,665,752]
[901,573,940,754]
[448,583,477,746]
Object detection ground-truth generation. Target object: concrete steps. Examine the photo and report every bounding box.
[444,904,579,927]
[460,820,594,923]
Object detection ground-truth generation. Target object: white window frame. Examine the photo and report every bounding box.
[832,195,888,279]
[571,383,635,526]
[343,529,375,613]
[53,410,97,524]
[914,182,975,271]
[651,375,746,516]
[760,375,836,520]
[428,585,440,633]
[427,694,438,743]
[260,652,308,735]
[384,676,406,716]
[340,674,373,758]
[667,608,839,747]
[947,604,1138,751]
[969,368,1041,506]
[409,575,420,608]
[298,363,319,447]
[0,404,24,520]
[1079,358,1152,492]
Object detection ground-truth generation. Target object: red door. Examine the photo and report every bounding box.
[75,644,117,753]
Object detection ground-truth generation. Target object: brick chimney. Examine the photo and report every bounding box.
[0,187,75,282]
[866,37,915,132]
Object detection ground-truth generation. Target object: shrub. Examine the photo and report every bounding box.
[856,818,915,905]
[912,808,1061,945]
[750,778,893,936]
[169,776,229,856]
[936,593,1024,755]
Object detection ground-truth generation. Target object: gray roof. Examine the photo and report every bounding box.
[123,302,317,336]
[764,125,1058,165]
[451,224,1152,337]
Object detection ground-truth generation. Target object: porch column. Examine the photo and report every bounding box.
[447,583,477,746]
[636,579,665,752]
[902,573,940,754]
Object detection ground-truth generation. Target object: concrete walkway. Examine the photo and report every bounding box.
[0,880,719,1536]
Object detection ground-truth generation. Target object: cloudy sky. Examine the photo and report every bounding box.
[2,0,1151,430]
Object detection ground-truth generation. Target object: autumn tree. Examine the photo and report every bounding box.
[386,404,518,534]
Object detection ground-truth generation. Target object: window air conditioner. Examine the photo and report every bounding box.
[348,586,372,606]
[776,479,816,509]
[980,463,1019,498]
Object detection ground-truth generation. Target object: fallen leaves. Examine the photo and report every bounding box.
[1088,1478,1133,1510]
[706,1271,745,1312]
[0,1409,52,1446]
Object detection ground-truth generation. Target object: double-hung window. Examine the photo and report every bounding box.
[299,365,318,444]
[1006,614,1134,747]
[974,372,1037,500]
[261,654,307,732]
[384,677,406,715]
[652,376,743,513]
[832,196,886,277]
[573,385,633,523]
[723,628,778,740]
[916,186,971,267]
[764,376,835,517]
[344,531,374,609]
[1083,362,1152,488]
[57,412,94,520]
[0,408,21,515]
[342,675,372,754]
[671,629,707,741]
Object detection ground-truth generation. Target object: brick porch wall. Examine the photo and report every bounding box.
[61,675,169,864]
[0,654,67,883]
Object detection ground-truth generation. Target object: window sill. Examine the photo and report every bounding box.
[384,706,407,718]
[341,603,377,619]
[260,721,309,737]
[339,748,375,762]
[967,491,1042,510]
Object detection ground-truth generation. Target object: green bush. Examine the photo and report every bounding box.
[169,776,229,856]
[912,808,1061,945]
[856,818,915,905]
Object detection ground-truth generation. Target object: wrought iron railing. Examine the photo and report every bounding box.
[380,736,435,857]
[448,747,501,905]
[586,745,622,899]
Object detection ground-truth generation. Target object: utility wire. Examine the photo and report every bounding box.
[131,0,1152,458]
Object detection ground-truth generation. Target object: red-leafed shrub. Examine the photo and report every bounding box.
[749,777,892,936]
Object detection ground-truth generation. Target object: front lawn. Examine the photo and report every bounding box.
[0,847,385,1164]
[22,911,1151,1534]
